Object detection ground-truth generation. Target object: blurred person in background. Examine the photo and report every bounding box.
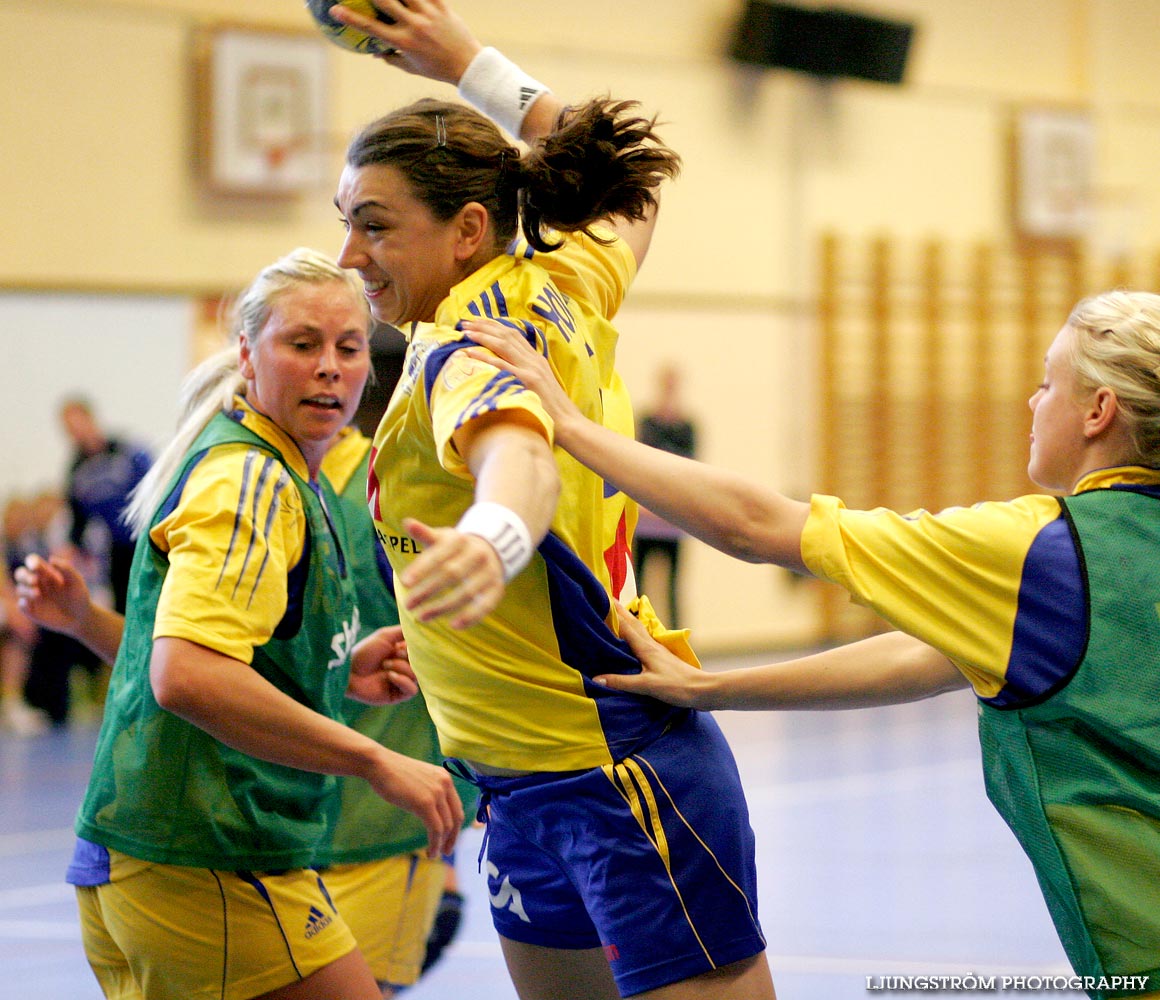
[58,396,153,615]
[1,495,48,735]
[633,363,697,627]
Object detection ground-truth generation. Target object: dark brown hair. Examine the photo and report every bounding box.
[345,97,681,253]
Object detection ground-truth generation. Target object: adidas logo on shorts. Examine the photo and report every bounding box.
[304,905,333,939]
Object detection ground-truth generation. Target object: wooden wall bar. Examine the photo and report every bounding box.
[813,234,1147,640]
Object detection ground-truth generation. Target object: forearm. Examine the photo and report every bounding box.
[13,553,124,661]
[150,637,385,781]
[694,632,968,711]
[464,420,560,544]
[518,91,564,144]
[68,603,125,665]
[557,412,809,570]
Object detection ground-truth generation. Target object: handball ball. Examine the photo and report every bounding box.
[305,0,395,55]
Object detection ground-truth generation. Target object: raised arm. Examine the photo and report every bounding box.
[329,0,553,141]
[328,0,660,268]
[598,603,968,710]
[462,319,811,571]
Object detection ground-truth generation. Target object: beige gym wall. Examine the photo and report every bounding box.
[4,0,1160,649]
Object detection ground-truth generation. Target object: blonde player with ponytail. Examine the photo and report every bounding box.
[464,290,1160,997]
[18,248,463,1000]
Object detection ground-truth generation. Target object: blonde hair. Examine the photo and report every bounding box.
[231,246,366,344]
[1067,289,1160,466]
[123,248,367,537]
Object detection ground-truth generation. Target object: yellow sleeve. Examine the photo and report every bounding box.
[150,444,307,663]
[801,492,1064,697]
[623,594,700,668]
[529,227,636,321]
[319,427,370,495]
[429,348,554,479]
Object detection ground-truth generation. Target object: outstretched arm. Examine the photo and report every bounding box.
[462,319,811,571]
[598,602,968,710]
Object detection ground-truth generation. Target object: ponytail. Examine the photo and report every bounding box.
[122,347,242,538]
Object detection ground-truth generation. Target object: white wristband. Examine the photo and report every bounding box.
[457,46,551,140]
[456,501,535,583]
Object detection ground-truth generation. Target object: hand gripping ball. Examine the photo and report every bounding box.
[305,0,396,55]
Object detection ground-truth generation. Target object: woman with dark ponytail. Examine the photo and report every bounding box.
[331,1,776,997]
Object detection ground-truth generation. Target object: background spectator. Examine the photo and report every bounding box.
[634,363,697,626]
[58,396,153,614]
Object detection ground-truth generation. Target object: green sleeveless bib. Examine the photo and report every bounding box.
[319,445,476,863]
[978,486,1160,993]
[75,412,360,869]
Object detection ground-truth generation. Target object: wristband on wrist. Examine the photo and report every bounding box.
[457,46,551,139]
[456,501,535,583]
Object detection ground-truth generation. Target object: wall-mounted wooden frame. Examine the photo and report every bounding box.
[1010,106,1094,248]
[194,25,330,197]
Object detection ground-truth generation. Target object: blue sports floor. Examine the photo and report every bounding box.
[1,649,1082,999]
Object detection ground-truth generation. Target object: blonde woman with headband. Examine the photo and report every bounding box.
[16,247,463,1000]
[462,290,1160,998]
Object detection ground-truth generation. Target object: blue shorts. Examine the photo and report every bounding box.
[477,709,766,997]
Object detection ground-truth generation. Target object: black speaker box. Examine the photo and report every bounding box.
[730,1,914,85]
